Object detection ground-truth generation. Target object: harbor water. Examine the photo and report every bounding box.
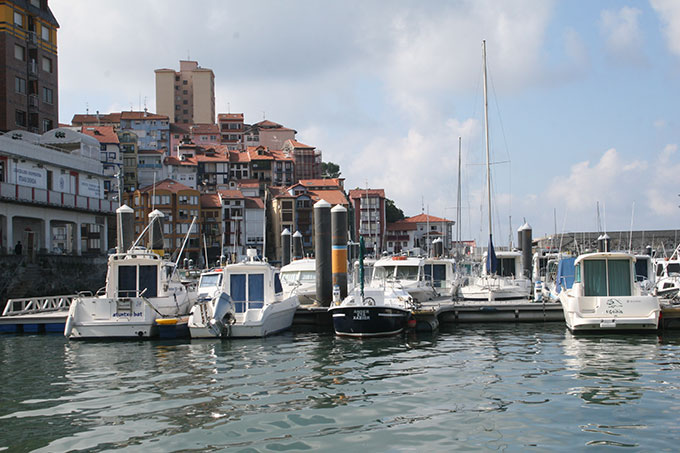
[2,324,680,451]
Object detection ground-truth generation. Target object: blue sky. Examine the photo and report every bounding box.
[51,0,680,245]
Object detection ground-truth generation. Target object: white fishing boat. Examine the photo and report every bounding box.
[372,256,438,302]
[65,212,197,340]
[188,249,299,338]
[279,257,317,304]
[558,251,660,331]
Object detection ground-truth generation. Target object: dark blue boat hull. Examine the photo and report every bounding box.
[329,306,412,337]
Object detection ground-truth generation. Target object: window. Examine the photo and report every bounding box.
[41,25,50,42]
[15,110,27,127]
[182,90,188,95]
[182,80,187,85]
[14,12,23,27]
[42,119,52,132]
[30,0,40,7]
[42,57,52,73]
[42,87,53,104]
[183,100,188,105]
[175,75,179,81]
[15,44,25,61]
[15,77,26,94]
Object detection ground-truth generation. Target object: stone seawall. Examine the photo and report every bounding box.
[1,255,107,311]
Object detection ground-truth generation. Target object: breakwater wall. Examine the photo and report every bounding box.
[0,255,107,311]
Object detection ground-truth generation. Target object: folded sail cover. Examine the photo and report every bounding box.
[486,234,498,275]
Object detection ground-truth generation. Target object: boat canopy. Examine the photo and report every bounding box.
[555,257,576,294]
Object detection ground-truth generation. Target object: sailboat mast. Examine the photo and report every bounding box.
[457,136,462,253]
[482,40,492,240]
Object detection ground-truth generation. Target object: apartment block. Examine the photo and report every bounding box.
[1,0,59,133]
[155,60,215,125]
[348,188,386,255]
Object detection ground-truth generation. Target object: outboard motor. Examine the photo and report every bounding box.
[208,293,235,337]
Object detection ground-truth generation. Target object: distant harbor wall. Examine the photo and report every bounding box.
[1,255,107,311]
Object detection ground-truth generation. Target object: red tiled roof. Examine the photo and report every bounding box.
[120,111,169,121]
[286,139,314,149]
[170,123,191,134]
[218,189,245,199]
[387,221,418,231]
[71,112,121,125]
[300,178,342,188]
[80,126,119,144]
[229,150,251,163]
[308,189,348,206]
[139,178,196,193]
[164,156,197,166]
[253,120,283,128]
[191,124,220,134]
[245,197,265,209]
[402,213,452,223]
[201,193,221,208]
[269,149,294,161]
[238,179,260,189]
[349,188,385,199]
[218,113,244,120]
[138,149,164,155]
[194,148,230,162]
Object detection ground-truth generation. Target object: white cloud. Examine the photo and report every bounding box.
[651,0,680,57]
[600,6,647,66]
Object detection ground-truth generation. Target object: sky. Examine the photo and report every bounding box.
[51,0,680,246]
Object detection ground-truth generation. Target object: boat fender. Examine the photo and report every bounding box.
[64,299,79,337]
[407,313,417,329]
[364,297,375,306]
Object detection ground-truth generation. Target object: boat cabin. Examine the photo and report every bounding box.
[482,251,522,278]
[223,261,284,313]
[373,256,423,282]
[107,249,171,298]
[279,258,316,287]
[574,252,635,297]
[423,258,456,290]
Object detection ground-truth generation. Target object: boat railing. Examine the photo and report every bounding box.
[2,294,76,316]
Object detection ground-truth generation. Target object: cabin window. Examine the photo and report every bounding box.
[634,259,649,281]
[118,266,137,297]
[279,272,296,285]
[583,260,607,297]
[139,265,158,298]
[656,264,664,277]
[374,266,395,280]
[498,258,515,278]
[424,264,447,288]
[299,271,315,282]
[199,274,222,288]
[248,274,264,303]
[608,260,631,296]
[274,274,283,294]
[395,266,419,280]
[574,264,581,283]
[669,263,680,274]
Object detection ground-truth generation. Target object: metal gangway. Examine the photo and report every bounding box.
[2,295,76,317]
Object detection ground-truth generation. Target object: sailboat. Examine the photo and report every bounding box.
[458,41,531,301]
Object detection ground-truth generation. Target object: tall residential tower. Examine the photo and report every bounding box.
[0,0,59,132]
[155,60,215,125]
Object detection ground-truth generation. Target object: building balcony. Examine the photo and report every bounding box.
[28,94,39,109]
[137,163,163,169]
[26,31,38,46]
[0,182,116,214]
[28,60,38,78]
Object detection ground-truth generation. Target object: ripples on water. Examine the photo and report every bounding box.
[2,324,680,452]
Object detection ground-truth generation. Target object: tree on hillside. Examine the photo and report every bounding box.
[385,198,405,223]
[321,161,341,178]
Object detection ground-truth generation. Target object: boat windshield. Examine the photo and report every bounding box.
[395,266,419,281]
[199,274,222,288]
[299,271,315,282]
[374,265,396,280]
[668,263,680,274]
[279,272,297,285]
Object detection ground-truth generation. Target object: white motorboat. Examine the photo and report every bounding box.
[188,249,300,338]
[653,251,680,300]
[371,256,438,302]
[64,247,195,339]
[558,251,660,331]
[459,250,531,301]
[279,258,317,304]
[329,284,416,337]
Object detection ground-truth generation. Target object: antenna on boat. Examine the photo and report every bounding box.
[628,202,635,253]
[171,216,198,279]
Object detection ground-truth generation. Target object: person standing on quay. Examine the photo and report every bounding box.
[14,241,22,255]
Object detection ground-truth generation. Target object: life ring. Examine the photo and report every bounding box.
[364,297,375,306]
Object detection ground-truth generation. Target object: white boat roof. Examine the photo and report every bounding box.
[574,251,635,265]
[280,258,315,272]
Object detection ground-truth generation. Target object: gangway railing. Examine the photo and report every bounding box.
[2,295,77,316]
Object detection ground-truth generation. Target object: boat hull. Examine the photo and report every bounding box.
[189,299,298,338]
[559,294,660,332]
[329,305,412,337]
